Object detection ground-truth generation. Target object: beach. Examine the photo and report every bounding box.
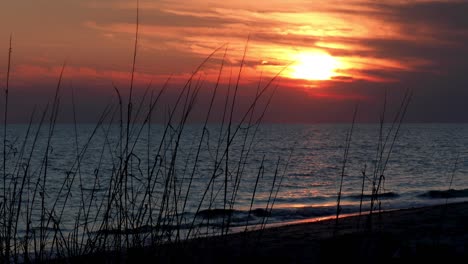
[4,0,468,262]
[61,201,468,263]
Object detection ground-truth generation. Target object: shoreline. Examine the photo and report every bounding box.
[59,201,468,263]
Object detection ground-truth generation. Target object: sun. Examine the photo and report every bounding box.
[289,52,340,81]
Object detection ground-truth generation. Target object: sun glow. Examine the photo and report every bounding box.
[289,52,340,81]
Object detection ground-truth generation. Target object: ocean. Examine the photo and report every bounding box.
[2,123,468,247]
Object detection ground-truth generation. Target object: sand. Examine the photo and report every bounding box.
[62,201,468,263]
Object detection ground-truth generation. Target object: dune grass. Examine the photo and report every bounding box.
[0,25,295,263]
[0,3,422,263]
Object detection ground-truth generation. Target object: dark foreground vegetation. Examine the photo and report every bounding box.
[1,3,461,263]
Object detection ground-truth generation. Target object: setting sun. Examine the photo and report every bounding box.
[289,52,340,81]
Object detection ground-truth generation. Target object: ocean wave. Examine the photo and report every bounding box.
[266,196,331,204]
[196,208,271,219]
[81,187,107,192]
[95,204,367,234]
[195,204,358,224]
[418,188,468,199]
[348,192,399,200]
[288,173,312,177]
[196,209,235,219]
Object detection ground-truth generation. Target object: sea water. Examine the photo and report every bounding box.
[1,123,467,241]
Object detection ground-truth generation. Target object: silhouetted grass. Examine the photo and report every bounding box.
[0,2,426,263]
[0,20,291,264]
[334,104,358,234]
[367,88,412,229]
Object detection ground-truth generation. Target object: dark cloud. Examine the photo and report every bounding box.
[73,0,468,123]
[321,1,468,64]
[376,1,468,31]
[5,0,468,123]
[90,7,276,30]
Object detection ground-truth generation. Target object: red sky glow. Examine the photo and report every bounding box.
[1,0,468,122]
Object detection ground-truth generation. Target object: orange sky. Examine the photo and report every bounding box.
[1,0,468,122]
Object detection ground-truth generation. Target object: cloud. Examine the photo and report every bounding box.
[83,0,468,86]
[3,0,468,122]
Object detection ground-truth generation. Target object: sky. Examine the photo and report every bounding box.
[1,0,468,123]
